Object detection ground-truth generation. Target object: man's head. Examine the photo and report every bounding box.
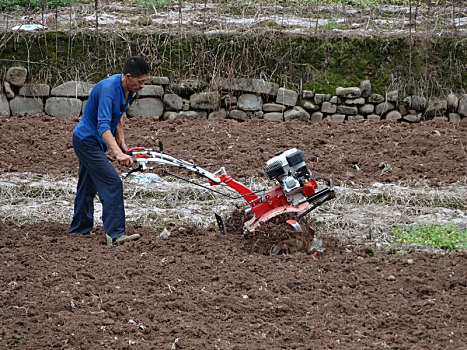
[122,56,150,93]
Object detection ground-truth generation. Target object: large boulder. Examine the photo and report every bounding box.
[0,93,10,116]
[411,96,427,112]
[386,90,399,102]
[425,99,447,118]
[448,113,461,123]
[238,93,263,111]
[126,98,164,118]
[5,67,27,87]
[162,111,179,121]
[310,111,323,123]
[263,112,283,122]
[299,99,319,112]
[327,114,346,123]
[386,110,402,121]
[137,85,164,98]
[321,102,337,114]
[399,97,411,116]
[276,88,298,106]
[302,90,314,99]
[162,110,208,120]
[228,109,248,121]
[3,81,15,99]
[313,94,331,105]
[458,95,467,117]
[19,83,50,97]
[284,106,310,121]
[348,114,365,121]
[51,81,95,98]
[446,92,458,113]
[45,97,82,117]
[150,76,170,85]
[9,96,43,115]
[337,105,358,115]
[263,103,286,113]
[336,87,361,99]
[359,104,374,115]
[163,94,183,111]
[170,80,207,97]
[368,93,384,103]
[345,98,365,105]
[178,110,207,119]
[208,108,227,119]
[375,101,395,116]
[215,78,279,96]
[402,113,422,123]
[367,114,381,121]
[359,80,372,98]
[190,92,221,110]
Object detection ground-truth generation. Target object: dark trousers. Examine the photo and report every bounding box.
[70,134,125,240]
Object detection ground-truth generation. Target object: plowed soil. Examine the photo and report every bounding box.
[1,114,466,349]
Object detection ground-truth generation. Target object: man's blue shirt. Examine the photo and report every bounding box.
[73,74,134,151]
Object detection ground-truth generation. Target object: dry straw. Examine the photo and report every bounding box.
[1,172,466,247]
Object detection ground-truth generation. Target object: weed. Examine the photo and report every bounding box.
[1,0,80,10]
[341,0,380,8]
[393,223,467,250]
[323,18,338,30]
[130,0,173,10]
[236,0,250,8]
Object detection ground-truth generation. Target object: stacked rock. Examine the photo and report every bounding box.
[1,67,466,123]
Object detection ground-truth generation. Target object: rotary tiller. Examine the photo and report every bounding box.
[126,144,335,252]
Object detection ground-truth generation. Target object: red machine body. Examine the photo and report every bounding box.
[211,170,318,232]
[127,146,333,234]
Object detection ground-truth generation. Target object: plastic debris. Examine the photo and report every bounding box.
[124,173,160,183]
[11,24,48,31]
[159,227,171,239]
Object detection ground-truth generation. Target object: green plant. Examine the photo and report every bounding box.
[131,0,173,10]
[323,18,338,30]
[393,223,467,250]
[342,0,380,7]
[0,0,79,10]
[236,0,250,8]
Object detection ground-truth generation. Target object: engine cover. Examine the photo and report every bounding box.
[264,148,314,206]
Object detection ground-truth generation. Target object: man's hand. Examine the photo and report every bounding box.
[116,152,133,167]
[102,129,133,167]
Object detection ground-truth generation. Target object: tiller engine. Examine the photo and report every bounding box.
[126,145,335,251]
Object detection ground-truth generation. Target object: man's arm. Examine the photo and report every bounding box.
[101,129,133,167]
[115,118,129,153]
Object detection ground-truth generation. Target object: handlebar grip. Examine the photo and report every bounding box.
[128,147,146,153]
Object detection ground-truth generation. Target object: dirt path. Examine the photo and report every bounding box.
[1,114,466,349]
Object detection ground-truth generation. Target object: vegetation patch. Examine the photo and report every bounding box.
[1,31,465,97]
[393,222,467,250]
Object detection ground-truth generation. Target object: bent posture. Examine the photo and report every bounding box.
[70,56,150,245]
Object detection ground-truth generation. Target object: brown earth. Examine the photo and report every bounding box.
[1,114,467,349]
[1,114,467,184]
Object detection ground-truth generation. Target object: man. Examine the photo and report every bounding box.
[70,56,150,246]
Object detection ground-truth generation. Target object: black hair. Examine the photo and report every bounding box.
[123,56,150,77]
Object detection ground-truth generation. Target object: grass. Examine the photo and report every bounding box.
[393,222,467,251]
[0,0,78,10]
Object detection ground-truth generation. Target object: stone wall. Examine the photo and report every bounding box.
[1,67,466,123]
